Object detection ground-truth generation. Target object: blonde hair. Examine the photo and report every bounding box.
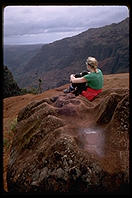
[86,57,98,68]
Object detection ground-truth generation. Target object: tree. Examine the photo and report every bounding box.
[3,66,21,98]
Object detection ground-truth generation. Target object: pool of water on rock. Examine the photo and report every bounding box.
[77,127,105,157]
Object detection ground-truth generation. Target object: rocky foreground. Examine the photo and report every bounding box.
[7,88,129,194]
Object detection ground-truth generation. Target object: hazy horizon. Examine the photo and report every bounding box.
[4,6,129,45]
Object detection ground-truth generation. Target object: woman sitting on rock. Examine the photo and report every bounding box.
[64,57,104,101]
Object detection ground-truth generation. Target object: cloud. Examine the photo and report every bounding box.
[3,6,129,44]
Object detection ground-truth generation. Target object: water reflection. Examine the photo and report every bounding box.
[78,127,105,157]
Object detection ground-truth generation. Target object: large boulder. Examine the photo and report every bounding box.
[7,89,129,194]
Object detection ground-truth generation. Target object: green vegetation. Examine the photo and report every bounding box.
[3,66,42,98]
[10,117,17,133]
[3,138,10,150]
[20,87,38,95]
[4,118,17,151]
[3,66,21,98]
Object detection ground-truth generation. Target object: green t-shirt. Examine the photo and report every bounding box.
[83,69,104,90]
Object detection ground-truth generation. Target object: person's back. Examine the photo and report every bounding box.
[64,56,104,101]
[80,57,103,100]
[83,68,103,90]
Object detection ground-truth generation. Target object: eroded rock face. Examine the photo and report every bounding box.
[7,89,129,194]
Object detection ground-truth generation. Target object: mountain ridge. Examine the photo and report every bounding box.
[4,17,129,90]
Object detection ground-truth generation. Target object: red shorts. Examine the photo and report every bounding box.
[81,87,102,101]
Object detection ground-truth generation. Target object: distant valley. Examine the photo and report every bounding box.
[4,17,129,91]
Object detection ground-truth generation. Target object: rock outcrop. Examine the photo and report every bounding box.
[7,88,129,194]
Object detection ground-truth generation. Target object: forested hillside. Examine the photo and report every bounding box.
[3,66,21,98]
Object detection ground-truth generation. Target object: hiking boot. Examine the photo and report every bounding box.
[69,85,75,91]
[63,88,70,93]
[64,85,75,93]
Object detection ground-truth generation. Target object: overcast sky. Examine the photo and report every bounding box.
[3,5,129,45]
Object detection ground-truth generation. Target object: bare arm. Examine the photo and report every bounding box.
[70,74,87,83]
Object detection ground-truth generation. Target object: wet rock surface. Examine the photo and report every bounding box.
[7,88,129,194]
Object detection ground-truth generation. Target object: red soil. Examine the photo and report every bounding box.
[3,73,129,191]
